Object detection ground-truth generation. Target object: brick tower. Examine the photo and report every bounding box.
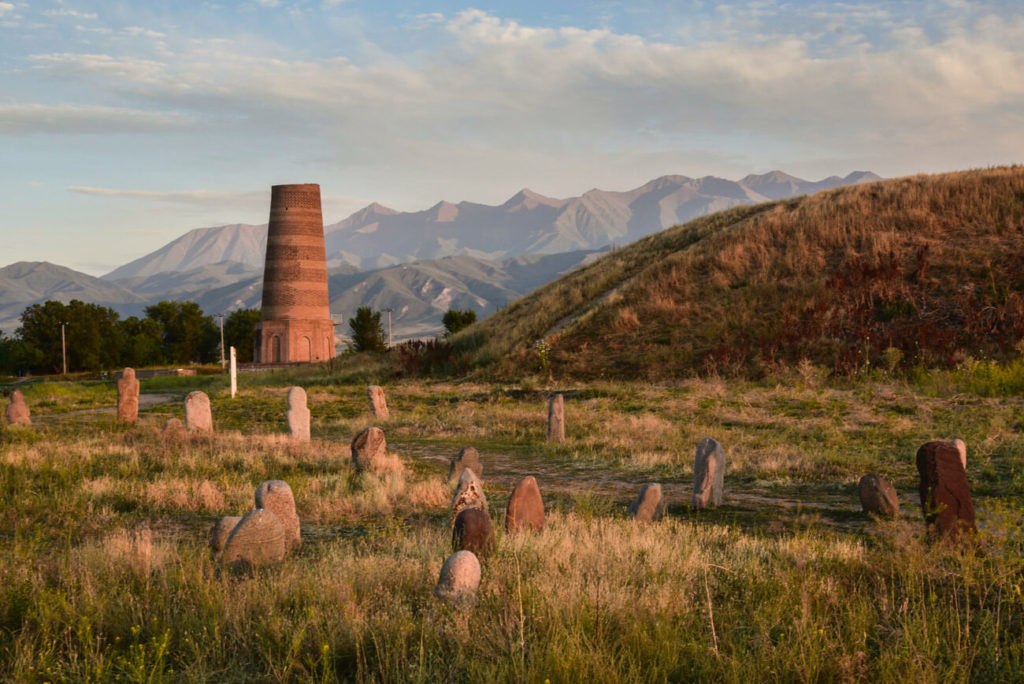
[255,183,336,363]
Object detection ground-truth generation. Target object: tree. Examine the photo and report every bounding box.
[223,308,262,363]
[119,316,163,368]
[348,307,387,353]
[144,301,219,364]
[442,308,477,336]
[18,299,123,372]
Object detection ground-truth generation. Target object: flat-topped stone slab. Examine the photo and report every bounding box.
[692,437,725,509]
[916,440,977,541]
[117,368,140,424]
[185,391,213,433]
[368,385,389,419]
[452,507,494,558]
[286,386,310,442]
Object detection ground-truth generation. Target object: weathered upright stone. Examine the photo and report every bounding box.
[858,474,900,517]
[434,550,481,604]
[452,507,494,558]
[451,468,488,526]
[505,475,545,534]
[628,483,667,522]
[916,441,977,540]
[351,426,386,471]
[116,367,140,424]
[210,516,242,553]
[952,438,967,470]
[221,509,286,567]
[548,393,565,443]
[368,385,389,419]
[5,389,31,425]
[448,446,483,483]
[163,418,186,439]
[185,391,213,433]
[255,479,301,552]
[692,437,725,509]
[286,386,310,441]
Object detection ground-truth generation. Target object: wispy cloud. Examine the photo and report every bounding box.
[0,3,15,18]
[43,8,98,20]
[0,103,186,134]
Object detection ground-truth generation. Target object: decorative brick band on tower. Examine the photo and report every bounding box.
[255,184,337,363]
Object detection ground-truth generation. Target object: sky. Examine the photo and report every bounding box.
[1,0,1022,276]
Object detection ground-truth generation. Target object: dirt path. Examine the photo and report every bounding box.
[31,393,178,423]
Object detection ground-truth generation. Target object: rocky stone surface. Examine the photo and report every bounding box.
[209,516,242,553]
[368,385,389,419]
[858,474,900,517]
[221,509,286,567]
[548,393,565,443]
[952,438,967,470]
[692,437,725,509]
[448,446,483,483]
[628,483,667,522]
[116,367,140,424]
[5,389,30,425]
[505,475,545,534]
[255,480,301,552]
[452,507,494,558]
[286,386,310,441]
[434,550,481,604]
[163,418,187,439]
[185,391,213,433]
[351,426,387,471]
[916,441,977,540]
[450,468,488,526]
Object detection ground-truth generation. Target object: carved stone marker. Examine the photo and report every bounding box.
[692,437,725,509]
[221,509,286,567]
[951,438,967,469]
[434,550,481,604]
[210,516,242,553]
[448,446,483,484]
[368,385,389,419]
[116,367,140,424]
[351,426,386,471]
[5,389,31,425]
[229,346,237,398]
[185,391,213,433]
[916,441,977,540]
[548,393,565,443]
[255,479,301,552]
[450,468,488,526]
[163,418,187,439]
[858,474,899,517]
[452,507,494,558]
[628,483,667,522]
[505,475,545,534]
[286,386,310,441]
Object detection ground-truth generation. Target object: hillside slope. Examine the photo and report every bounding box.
[463,167,1024,379]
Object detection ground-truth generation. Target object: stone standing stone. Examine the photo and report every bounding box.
[451,468,488,526]
[916,441,977,540]
[221,509,286,567]
[548,393,565,443]
[692,437,725,510]
[505,475,545,534]
[185,391,213,433]
[5,389,31,425]
[858,474,899,517]
[255,479,301,552]
[448,446,483,483]
[351,426,387,471]
[434,550,481,604]
[163,418,187,439]
[116,367,140,425]
[628,483,667,522]
[951,438,967,470]
[210,516,242,553]
[286,386,310,442]
[452,507,494,558]
[368,385,389,419]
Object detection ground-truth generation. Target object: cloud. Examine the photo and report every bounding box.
[0,103,187,134]
[43,9,98,19]
[0,3,14,18]
[123,26,166,38]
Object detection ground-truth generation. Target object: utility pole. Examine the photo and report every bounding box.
[217,314,226,369]
[383,308,393,349]
[61,322,67,375]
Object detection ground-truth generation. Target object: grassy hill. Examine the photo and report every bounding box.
[462,167,1024,380]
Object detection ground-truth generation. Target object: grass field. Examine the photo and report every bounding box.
[1,367,1022,681]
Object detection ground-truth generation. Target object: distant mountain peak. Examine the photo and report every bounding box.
[503,188,565,211]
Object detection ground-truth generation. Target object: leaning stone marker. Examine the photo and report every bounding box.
[448,446,483,483]
[506,475,545,534]
[255,479,301,552]
[435,550,481,604]
[368,385,389,419]
[221,509,286,567]
[5,389,31,425]
[351,426,387,471]
[452,507,494,558]
[116,367,140,424]
[185,391,213,433]
[692,437,725,509]
[450,468,488,526]
[210,516,242,553]
[858,474,899,517]
[286,386,310,442]
[916,441,977,540]
[548,393,565,443]
[628,483,667,522]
